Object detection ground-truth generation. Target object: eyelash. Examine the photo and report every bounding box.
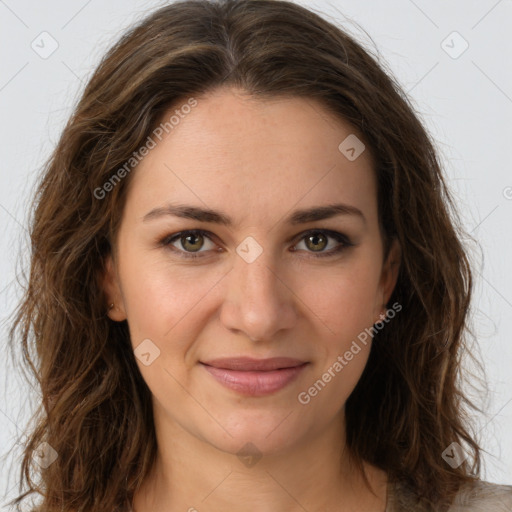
[158,229,354,260]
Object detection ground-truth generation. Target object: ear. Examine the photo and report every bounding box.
[100,253,127,322]
[374,237,401,322]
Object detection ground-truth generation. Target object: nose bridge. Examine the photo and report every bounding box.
[238,249,280,302]
[220,237,296,340]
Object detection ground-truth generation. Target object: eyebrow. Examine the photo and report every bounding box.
[142,202,366,226]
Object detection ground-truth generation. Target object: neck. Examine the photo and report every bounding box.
[132,410,388,512]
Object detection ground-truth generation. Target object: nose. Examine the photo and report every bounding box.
[219,244,297,342]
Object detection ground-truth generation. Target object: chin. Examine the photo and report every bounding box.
[202,413,304,458]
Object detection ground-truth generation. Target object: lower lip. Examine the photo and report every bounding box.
[200,363,308,396]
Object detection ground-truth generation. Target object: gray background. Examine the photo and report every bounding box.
[1,0,511,507]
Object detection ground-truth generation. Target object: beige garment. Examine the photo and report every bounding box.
[385,479,512,511]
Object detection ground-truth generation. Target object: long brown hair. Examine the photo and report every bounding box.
[7,0,485,510]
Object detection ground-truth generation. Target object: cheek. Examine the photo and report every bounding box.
[296,270,376,416]
[295,261,380,339]
[293,258,380,401]
[118,253,227,367]
[118,264,216,402]
[119,247,213,327]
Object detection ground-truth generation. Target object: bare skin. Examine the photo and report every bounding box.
[102,86,400,512]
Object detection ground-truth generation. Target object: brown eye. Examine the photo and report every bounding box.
[304,232,328,252]
[160,228,353,261]
[161,230,217,259]
[292,229,354,258]
[180,232,204,252]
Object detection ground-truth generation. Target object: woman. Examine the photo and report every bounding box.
[7,0,512,511]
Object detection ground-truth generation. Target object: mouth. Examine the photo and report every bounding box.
[199,357,309,396]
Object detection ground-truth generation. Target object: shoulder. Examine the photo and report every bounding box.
[448,480,512,511]
[387,479,512,511]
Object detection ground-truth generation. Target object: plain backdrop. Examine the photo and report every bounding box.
[1,0,511,507]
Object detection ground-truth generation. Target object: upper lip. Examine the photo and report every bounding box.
[200,357,307,371]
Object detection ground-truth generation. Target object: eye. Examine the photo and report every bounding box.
[160,230,218,259]
[159,228,354,260]
[291,229,354,258]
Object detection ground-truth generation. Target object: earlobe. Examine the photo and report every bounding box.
[100,254,127,321]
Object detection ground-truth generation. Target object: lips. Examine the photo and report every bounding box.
[200,357,309,396]
[201,357,306,371]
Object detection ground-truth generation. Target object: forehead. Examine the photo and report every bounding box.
[125,88,378,229]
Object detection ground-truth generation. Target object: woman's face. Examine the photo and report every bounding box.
[103,86,400,457]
